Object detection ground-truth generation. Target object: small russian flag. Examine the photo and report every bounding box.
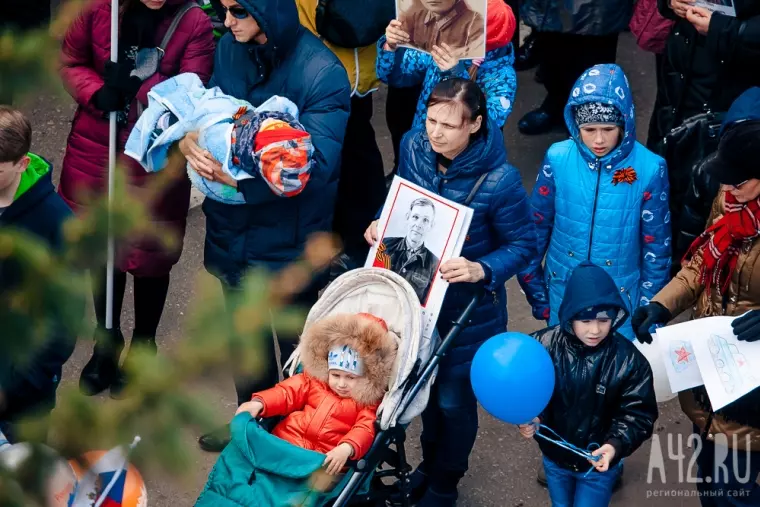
[98,469,126,507]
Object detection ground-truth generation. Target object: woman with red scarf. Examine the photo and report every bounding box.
[632,117,760,505]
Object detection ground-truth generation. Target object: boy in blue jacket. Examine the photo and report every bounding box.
[520,261,657,506]
[0,106,76,442]
[519,63,672,340]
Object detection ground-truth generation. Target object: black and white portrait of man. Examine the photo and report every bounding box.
[374,197,441,304]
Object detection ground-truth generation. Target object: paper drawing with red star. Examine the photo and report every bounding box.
[669,340,696,373]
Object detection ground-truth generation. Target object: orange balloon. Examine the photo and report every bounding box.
[68,451,147,507]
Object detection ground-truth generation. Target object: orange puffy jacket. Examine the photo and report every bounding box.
[253,373,378,459]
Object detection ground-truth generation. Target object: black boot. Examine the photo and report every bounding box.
[198,426,232,453]
[110,337,158,399]
[79,328,124,396]
[390,464,430,505]
[518,107,564,136]
[514,31,542,72]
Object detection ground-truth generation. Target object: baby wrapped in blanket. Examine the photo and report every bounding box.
[125,73,313,204]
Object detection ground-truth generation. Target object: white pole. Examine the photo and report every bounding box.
[106,0,119,330]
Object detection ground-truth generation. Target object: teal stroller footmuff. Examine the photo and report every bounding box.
[196,413,353,507]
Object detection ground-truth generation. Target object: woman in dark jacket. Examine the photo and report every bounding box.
[365,78,537,506]
[178,0,350,452]
[635,112,760,504]
[59,0,215,397]
[648,0,760,267]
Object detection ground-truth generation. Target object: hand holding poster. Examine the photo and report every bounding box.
[694,0,736,17]
[366,176,473,339]
[395,0,487,60]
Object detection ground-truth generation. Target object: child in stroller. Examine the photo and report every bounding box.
[236,313,398,475]
[197,267,476,507]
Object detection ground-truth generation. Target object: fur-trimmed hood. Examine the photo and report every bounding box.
[299,314,398,406]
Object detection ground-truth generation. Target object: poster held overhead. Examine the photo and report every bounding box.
[395,0,487,60]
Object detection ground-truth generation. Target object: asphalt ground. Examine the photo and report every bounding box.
[15,30,706,507]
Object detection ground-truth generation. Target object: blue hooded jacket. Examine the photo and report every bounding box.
[532,262,657,472]
[202,0,350,286]
[376,40,517,129]
[397,120,537,367]
[518,64,672,340]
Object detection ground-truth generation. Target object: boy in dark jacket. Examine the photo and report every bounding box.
[0,106,76,442]
[519,261,658,506]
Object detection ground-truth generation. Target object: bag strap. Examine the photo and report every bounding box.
[464,173,488,206]
[159,3,200,52]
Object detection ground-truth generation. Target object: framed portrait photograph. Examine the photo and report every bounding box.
[396,0,488,60]
[367,176,473,339]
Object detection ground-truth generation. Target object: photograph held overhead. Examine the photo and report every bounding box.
[395,0,487,60]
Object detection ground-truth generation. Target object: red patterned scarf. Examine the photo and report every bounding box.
[684,193,760,294]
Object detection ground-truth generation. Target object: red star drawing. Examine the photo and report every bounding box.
[675,346,692,363]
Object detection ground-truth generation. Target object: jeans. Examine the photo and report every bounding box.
[385,84,423,173]
[539,32,619,117]
[543,456,622,507]
[419,361,479,493]
[694,427,760,506]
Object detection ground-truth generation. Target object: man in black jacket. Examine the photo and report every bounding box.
[672,87,760,272]
[648,0,760,272]
[519,261,658,500]
[0,106,77,442]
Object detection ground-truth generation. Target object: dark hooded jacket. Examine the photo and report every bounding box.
[202,0,351,286]
[532,261,658,472]
[648,0,760,156]
[674,88,760,264]
[0,156,78,434]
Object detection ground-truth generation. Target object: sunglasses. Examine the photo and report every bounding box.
[726,180,750,190]
[222,4,249,19]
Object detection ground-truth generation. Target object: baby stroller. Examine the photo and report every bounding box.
[196,267,481,507]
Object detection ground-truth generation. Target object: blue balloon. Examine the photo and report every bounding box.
[470,332,555,425]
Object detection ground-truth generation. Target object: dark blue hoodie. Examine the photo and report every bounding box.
[0,157,77,438]
[203,0,351,286]
[532,262,657,472]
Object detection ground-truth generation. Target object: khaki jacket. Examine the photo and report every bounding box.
[653,191,760,450]
[296,0,380,96]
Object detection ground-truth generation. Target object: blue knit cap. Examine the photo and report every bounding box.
[573,102,624,127]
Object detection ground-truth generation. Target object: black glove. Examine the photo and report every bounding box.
[91,85,124,112]
[732,310,760,342]
[103,61,142,98]
[631,302,672,344]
